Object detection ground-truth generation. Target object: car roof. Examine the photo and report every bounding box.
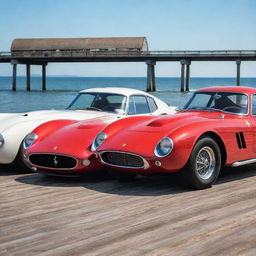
[79,87,152,96]
[198,86,256,94]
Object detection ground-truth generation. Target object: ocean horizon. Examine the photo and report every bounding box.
[0,76,256,113]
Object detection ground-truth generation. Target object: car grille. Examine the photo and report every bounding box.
[29,154,77,169]
[101,152,144,168]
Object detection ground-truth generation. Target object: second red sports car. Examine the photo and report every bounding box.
[93,86,256,189]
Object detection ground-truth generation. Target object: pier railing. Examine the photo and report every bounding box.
[1,50,256,58]
[0,51,11,56]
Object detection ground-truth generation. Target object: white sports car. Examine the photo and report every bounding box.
[0,87,176,168]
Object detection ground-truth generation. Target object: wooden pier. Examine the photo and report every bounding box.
[1,49,256,92]
[1,165,256,255]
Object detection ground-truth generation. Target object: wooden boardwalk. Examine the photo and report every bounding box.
[0,165,256,256]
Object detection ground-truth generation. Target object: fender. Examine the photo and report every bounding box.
[32,119,79,143]
[0,119,77,164]
[167,117,250,169]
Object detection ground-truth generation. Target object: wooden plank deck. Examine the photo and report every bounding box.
[0,165,256,256]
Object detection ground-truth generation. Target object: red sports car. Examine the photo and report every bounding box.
[93,86,256,189]
[23,88,175,176]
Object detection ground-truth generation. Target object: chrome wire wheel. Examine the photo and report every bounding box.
[182,136,221,189]
[195,146,216,180]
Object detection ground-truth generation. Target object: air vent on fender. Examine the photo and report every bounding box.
[236,132,246,149]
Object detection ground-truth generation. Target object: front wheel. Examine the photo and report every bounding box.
[14,144,32,172]
[182,137,221,189]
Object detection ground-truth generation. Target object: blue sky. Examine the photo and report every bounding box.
[0,0,255,77]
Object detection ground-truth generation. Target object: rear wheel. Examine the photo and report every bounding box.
[182,136,221,189]
[108,169,137,182]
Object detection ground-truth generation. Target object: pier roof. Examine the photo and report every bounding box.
[11,37,148,51]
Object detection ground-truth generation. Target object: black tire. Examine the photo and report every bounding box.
[14,144,32,172]
[108,169,137,182]
[182,136,221,189]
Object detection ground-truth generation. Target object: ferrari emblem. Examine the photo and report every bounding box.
[245,121,251,127]
[122,143,127,147]
[53,146,58,150]
[53,156,58,167]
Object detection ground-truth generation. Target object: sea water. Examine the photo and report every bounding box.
[0,76,255,113]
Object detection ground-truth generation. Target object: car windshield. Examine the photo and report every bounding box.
[183,91,248,115]
[68,92,127,114]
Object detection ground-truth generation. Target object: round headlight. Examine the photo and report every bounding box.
[23,133,38,149]
[91,132,107,151]
[154,137,173,157]
[0,134,4,148]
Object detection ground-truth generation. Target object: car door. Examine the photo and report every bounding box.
[228,93,254,160]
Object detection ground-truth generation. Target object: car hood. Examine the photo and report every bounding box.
[128,111,237,131]
[127,111,209,132]
[27,118,113,159]
[0,110,116,133]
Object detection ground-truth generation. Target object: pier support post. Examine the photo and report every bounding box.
[146,60,156,91]
[185,61,191,91]
[42,64,47,90]
[180,60,186,92]
[236,59,241,86]
[151,61,156,91]
[12,63,17,91]
[26,64,31,91]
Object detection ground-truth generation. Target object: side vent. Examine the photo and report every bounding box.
[236,132,246,149]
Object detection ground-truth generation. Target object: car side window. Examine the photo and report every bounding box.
[134,96,150,114]
[128,96,136,115]
[128,96,150,115]
[147,97,158,113]
[252,95,256,115]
